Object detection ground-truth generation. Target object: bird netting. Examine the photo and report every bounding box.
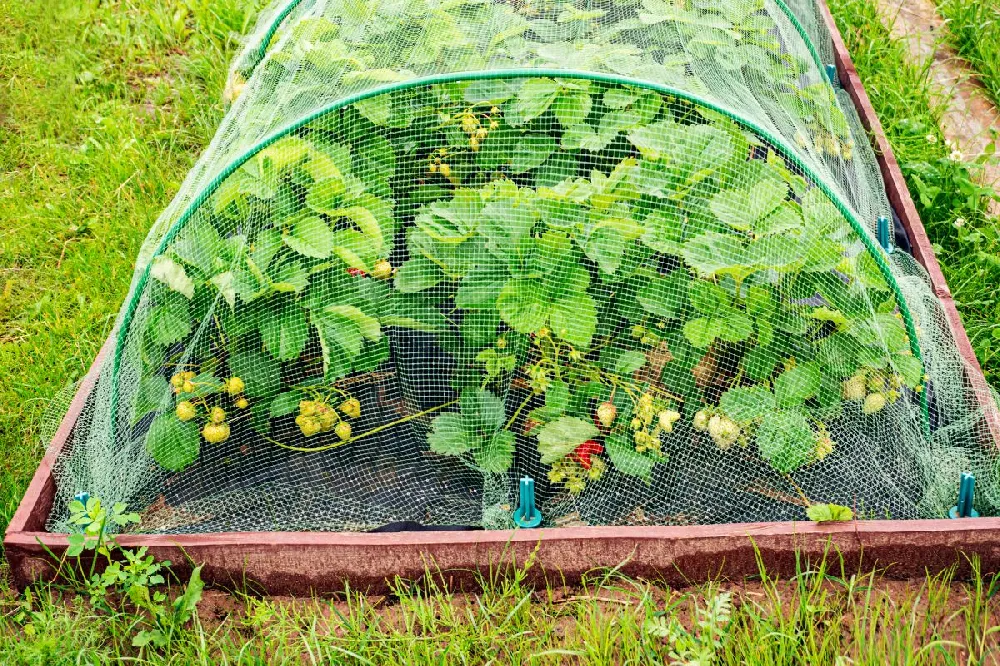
[46,0,1000,533]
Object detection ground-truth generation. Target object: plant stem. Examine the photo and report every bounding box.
[264,398,459,453]
[504,391,536,431]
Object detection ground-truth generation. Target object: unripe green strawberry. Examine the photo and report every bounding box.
[866,373,886,393]
[693,410,710,431]
[175,401,196,422]
[595,401,617,428]
[862,393,887,414]
[339,398,361,419]
[588,457,606,481]
[299,400,317,417]
[235,397,249,409]
[225,376,245,395]
[210,406,226,424]
[842,374,866,401]
[372,259,393,280]
[296,414,322,437]
[202,422,230,443]
[181,380,195,394]
[658,409,681,432]
[815,436,835,460]
[708,415,739,449]
[170,373,185,389]
[335,421,352,441]
[317,407,337,432]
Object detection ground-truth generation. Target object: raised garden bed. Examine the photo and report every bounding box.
[6,0,1000,595]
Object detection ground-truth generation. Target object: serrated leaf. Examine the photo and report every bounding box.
[552,90,592,127]
[710,180,786,231]
[151,256,194,299]
[510,78,560,125]
[460,388,507,431]
[145,413,199,472]
[269,391,302,418]
[719,386,775,422]
[210,272,236,308]
[774,363,821,407]
[475,431,515,472]
[550,291,597,348]
[627,120,681,160]
[757,410,815,473]
[427,413,472,456]
[536,416,599,464]
[683,317,722,348]
[806,503,854,522]
[719,312,753,343]
[261,301,308,361]
[354,95,392,126]
[270,260,309,293]
[891,353,924,388]
[395,256,444,293]
[149,297,191,346]
[497,279,549,333]
[681,232,750,279]
[134,375,171,424]
[605,434,655,480]
[325,304,380,341]
[283,216,335,259]
[615,350,648,375]
[326,206,385,254]
[229,337,281,398]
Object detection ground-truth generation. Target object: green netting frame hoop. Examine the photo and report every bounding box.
[110,69,930,437]
[239,0,827,85]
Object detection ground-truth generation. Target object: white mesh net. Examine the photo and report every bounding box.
[47,0,1000,533]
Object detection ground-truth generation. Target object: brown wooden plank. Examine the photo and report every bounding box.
[8,518,1000,594]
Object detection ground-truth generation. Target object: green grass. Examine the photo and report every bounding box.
[0,0,259,527]
[829,0,1000,386]
[2,551,999,663]
[937,0,1000,108]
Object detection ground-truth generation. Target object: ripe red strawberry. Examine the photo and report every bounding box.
[571,440,604,470]
[347,267,367,277]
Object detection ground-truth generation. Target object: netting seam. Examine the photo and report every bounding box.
[770,0,827,78]
[107,68,930,435]
[243,0,309,78]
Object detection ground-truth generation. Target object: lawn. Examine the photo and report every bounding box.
[1,0,1000,661]
[937,0,1000,108]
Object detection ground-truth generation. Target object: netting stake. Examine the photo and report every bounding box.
[877,215,893,254]
[513,477,542,528]
[825,64,839,87]
[948,472,979,518]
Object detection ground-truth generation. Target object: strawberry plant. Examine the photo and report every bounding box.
[132,68,923,505]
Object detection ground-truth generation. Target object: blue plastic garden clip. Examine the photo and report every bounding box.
[826,64,839,87]
[877,215,894,254]
[513,476,542,528]
[949,472,979,518]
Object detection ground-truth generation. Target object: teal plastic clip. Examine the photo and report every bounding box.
[949,472,979,518]
[73,492,90,505]
[877,215,893,254]
[513,476,542,528]
[826,64,839,86]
